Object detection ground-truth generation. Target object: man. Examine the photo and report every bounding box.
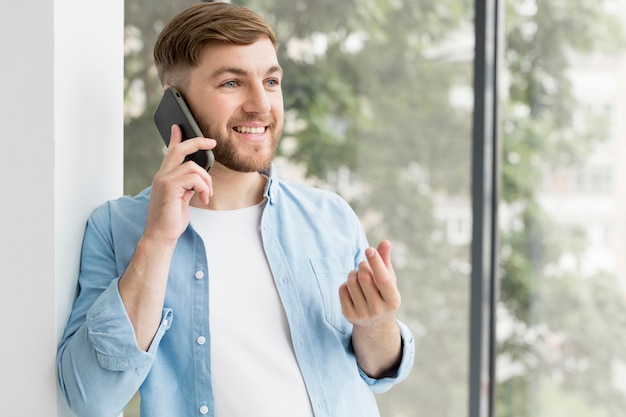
[57,3,414,417]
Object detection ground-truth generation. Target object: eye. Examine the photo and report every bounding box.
[222,80,239,88]
[265,78,280,87]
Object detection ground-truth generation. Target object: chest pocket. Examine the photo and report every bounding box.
[310,256,354,334]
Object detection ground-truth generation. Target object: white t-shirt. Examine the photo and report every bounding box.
[190,203,315,417]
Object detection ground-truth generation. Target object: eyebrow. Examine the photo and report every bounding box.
[210,65,283,79]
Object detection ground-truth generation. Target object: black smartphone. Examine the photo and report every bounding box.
[154,86,215,171]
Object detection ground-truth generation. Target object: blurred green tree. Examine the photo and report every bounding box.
[497,1,626,416]
[123,1,626,416]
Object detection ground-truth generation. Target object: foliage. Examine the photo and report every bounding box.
[123,0,626,416]
[497,0,626,416]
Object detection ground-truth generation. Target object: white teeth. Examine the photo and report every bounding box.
[235,126,265,134]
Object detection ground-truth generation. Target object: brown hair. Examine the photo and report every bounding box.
[154,2,278,87]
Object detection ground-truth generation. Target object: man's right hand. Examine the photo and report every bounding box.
[118,124,216,351]
[144,124,216,246]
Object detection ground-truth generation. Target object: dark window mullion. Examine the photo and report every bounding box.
[469,0,501,416]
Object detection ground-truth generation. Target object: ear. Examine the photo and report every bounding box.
[162,84,172,93]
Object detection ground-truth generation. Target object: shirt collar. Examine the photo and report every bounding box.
[261,164,278,205]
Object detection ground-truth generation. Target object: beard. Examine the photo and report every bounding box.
[196,114,282,173]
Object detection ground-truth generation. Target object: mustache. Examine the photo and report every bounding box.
[229,115,276,126]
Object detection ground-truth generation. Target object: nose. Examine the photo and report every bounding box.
[242,82,271,114]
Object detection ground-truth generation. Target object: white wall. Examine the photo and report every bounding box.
[0,0,124,415]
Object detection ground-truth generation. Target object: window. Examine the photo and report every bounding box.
[124,1,474,416]
[497,1,626,416]
[122,0,626,416]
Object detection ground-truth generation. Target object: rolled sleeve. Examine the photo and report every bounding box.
[359,320,415,393]
[86,278,173,371]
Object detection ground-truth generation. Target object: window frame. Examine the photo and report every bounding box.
[469,0,502,416]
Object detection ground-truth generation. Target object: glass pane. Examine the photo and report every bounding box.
[123,1,474,416]
[497,1,626,416]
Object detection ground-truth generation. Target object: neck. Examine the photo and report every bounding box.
[190,162,268,211]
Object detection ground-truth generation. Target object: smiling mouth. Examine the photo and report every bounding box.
[234,126,266,135]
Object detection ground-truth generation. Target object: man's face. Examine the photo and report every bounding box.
[182,37,284,173]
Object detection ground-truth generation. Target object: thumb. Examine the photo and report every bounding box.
[169,124,183,147]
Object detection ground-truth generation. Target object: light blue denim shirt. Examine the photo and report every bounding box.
[57,167,415,417]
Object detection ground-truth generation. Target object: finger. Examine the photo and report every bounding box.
[189,171,213,204]
[167,125,216,158]
[338,283,357,320]
[365,244,400,304]
[356,261,385,305]
[365,245,391,285]
[176,138,216,164]
[345,269,368,312]
[376,240,393,270]
[160,125,185,170]
[169,124,183,147]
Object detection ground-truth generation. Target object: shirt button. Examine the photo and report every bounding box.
[199,405,209,415]
[195,271,204,279]
[197,336,206,345]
